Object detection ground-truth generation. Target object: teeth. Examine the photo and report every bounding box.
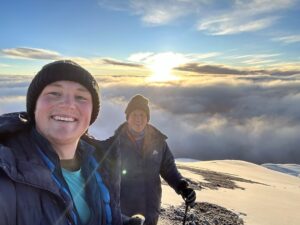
[53,116,75,122]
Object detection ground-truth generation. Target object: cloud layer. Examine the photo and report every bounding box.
[2,73,300,164]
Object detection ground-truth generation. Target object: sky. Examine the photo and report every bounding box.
[1,0,300,163]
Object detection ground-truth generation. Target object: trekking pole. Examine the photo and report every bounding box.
[182,201,189,225]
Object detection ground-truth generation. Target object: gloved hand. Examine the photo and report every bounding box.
[178,179,196,206]
[124,214,145,225]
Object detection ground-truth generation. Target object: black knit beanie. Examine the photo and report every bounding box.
[26,60,100,124]
[125,94,150,121]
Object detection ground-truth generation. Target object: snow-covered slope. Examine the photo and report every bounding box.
[161,160,300,225]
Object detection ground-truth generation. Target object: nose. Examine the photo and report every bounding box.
[135,115,142,123]
[60,94,75,108]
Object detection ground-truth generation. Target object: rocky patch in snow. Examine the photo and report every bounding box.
[159,202,245,225]
[176,164,266,190]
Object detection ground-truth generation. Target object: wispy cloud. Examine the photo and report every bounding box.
[102,58,143,68]
[0,63,10,67]
[128,52,188,65]
[98,0,208,25]
[198,17,276,35]
[229,54,281,59]
[228,53,280,65]
[1,47,61,60]
[128,51,221,64]
[129,0,202,25]
[197,0,296,35]
[272,34,300,44]
[98,0,297,35]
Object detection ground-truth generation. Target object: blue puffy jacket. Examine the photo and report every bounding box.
[0,112,122,225]
[105,123,184,225]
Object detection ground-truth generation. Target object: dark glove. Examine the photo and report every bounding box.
[178,180,196,206]
[124,214,145,225]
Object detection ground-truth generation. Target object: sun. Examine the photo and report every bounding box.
[147,61,178,82]
[146,52,187,82]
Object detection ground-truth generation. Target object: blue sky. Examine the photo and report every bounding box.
[1,0,300,76]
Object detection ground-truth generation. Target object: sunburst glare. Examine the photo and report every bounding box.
[146,52,187,82]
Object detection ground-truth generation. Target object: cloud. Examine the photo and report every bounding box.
[272,34,300,44]
[2,73,300,163]
[98,0,297,35]
[98,0,207,25]
[176,63,248,75]
[0,63,10,68]
[0,76,29,114]
[228,53,280,66]
[96,74,300,163]
[198,17,276,35]
[129,0,201,25]
[197,0,296,35]
[102,58,143,68]
[128,51,222,66]
[176,63,300,76]
[1,47,61,60]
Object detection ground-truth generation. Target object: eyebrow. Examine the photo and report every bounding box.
[48,83,89,93]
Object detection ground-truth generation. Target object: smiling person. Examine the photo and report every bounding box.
[0,60,122,225]
[104,94,196,225]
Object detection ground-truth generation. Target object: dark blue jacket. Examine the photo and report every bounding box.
[106,123,183,225]
[0,112,122,225]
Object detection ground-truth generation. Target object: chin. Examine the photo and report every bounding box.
[135,128,144,133]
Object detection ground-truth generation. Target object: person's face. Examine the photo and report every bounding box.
[127,109,148,133]
[35,80,93,146]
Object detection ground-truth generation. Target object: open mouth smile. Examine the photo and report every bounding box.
[51,115,77,122]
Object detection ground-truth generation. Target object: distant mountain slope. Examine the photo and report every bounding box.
[262,163,300,177]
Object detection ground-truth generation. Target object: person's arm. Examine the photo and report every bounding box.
[159,142,183,191]
[159,143,196,206]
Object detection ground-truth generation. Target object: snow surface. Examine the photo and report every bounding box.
[175,158,200,163]
[161,160,300,225]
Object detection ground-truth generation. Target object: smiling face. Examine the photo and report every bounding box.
[127,109,148,133]
[34,80,93,147]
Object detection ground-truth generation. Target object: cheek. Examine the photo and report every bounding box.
[35,100,49,117]
[80,104,93,120]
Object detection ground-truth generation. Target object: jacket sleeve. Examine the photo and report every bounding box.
[159,142,184,193]
[0,170,16,225]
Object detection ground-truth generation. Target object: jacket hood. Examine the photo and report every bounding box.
[0,112,31,140]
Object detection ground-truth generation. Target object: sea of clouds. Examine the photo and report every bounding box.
[1,73,300,164]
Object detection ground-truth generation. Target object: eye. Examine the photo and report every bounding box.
[75,95,88,101]
[48,91,61,97]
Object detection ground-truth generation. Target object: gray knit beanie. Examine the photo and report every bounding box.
[26,60,100,124]
[125,94,150,121]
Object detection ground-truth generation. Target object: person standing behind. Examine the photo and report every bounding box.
[107,94,196,225]
[0,60,122,225]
